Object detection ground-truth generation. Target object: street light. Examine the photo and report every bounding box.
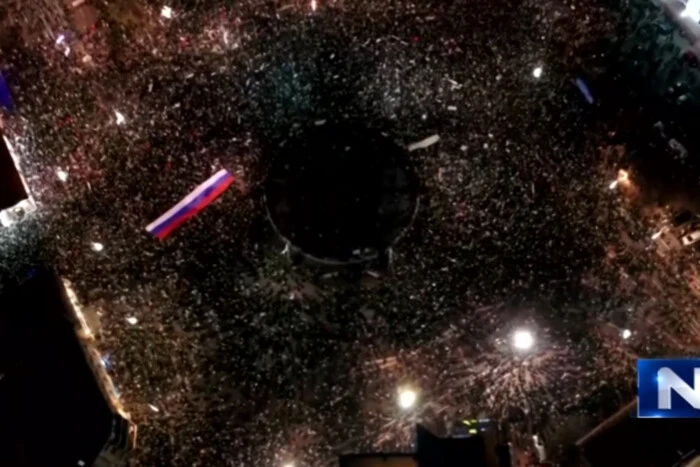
[161,6,173,19]
[398,387,418,409]
[621,329,632,340]
[512,329,534,350]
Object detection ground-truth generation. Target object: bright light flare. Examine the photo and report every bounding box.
[311,0,317,11]
[609,180,618,190]
[161,6,173,19]
[148,404,160,412]
[681,0,700,22]
[512,329,535,350]
[57,169,69,182]
[115,111,126,125]
[282,463,296,467]
[91,242,104,252]
[56,35,65,45]
[398,387,418,409]
[532,66,543,79]
[126,316,138,325]
[617,169,629,184]
[621,329,632,340]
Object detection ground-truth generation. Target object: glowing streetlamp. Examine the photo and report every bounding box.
[512,329,535,351]
[621,329,632,340]
[398,387,418,409]
[532,66,543,79]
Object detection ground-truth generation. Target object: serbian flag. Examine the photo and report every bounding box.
[146,169,234,240]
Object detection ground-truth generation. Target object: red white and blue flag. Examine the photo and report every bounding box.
[146,169,234,240]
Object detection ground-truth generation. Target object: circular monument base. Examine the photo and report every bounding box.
[264,123,419,265]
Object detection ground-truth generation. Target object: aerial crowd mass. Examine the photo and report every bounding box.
[2,0,700,465]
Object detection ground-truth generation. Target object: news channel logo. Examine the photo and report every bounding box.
[637,359,700,418]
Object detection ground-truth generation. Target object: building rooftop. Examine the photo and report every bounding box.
[0,271,135,466]
[577,400,700,466]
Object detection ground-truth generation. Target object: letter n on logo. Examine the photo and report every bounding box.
[638,359,700,418]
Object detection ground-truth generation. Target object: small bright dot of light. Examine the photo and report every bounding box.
[161,6,173,18]
[622,329,632,339]
[513,329,534,350]
[57,169,69,182]
[609,180,618,190]
[398,388,417,409]
[617,169,629,183]
[310,0,317,11]
[126,316,138,325]
[148,404,160,412]
[91,242,104,252]
[115,110,126,125]
[532,66,543,78]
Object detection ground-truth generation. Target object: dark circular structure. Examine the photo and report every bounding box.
[264,123,419,264]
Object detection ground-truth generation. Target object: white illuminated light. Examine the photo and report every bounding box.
[115,111,126,125]
[56,34,65,45]
[311,0,317,11]
[398,388,418,409]
[57,169,69,182]
[621,329,632,340]
[532,66,543,79]
[282,463,295,467]
[161,6,173,19]
[91,242,104,252]
[513,329,534,350]
[609,180,618,190]
[126,316,138,325]
[148,404,160,413]
[62,280,93,339]
[681,0,700,23]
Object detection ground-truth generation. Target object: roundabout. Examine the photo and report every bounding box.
[264,123,419,264]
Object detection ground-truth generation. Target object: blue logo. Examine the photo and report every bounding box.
[638,359,700,418]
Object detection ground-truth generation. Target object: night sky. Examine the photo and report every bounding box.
[2,0,700,465]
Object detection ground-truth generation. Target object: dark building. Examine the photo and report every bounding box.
[0,129,27,212]
[576,400,700,466]
[0,271,136,467]
[339,424,511,467]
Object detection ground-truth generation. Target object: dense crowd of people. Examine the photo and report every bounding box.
[3,0,700,465]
